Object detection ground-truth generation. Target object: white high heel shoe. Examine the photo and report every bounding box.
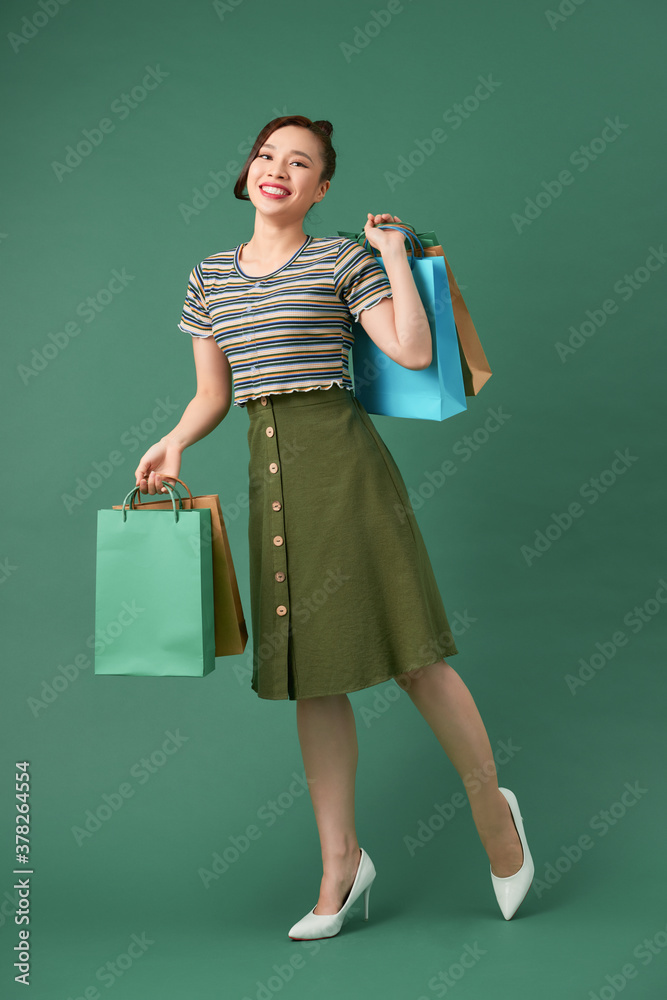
[490,787,534,920]
[288,847,376,940]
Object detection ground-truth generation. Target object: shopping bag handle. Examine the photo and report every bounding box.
[362,223,421,253]
[121,482,184,523]
[129,476,195,509]
[361,224,426,270]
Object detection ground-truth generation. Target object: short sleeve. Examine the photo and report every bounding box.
[334,240,393,322]
[177,263,214,338]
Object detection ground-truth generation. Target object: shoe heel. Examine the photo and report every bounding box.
[363,882,372,921]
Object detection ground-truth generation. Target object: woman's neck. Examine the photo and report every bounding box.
[243,220,308,262]
[239,229,309,275]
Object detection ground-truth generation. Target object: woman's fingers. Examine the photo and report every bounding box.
[148,471,163,494]
[138,470,157,494]
[146,470,169,494]
[135,468,169,495]
[366,212,402,225]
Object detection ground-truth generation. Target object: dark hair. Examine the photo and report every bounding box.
[233,115,336,202]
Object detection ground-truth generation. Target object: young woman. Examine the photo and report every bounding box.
[135,115,534,938]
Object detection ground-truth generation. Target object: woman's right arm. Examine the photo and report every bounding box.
[135,337,233,494]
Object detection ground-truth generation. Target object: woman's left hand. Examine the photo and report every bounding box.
[363,213,407,255]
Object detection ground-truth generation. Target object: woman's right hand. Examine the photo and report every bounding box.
[135,439,183,494]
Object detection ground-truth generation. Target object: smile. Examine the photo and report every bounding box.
[260,185,291,199]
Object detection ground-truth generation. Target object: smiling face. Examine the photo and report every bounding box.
[246,125,330,221]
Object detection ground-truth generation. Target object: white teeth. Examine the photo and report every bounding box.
[261,186,289,195]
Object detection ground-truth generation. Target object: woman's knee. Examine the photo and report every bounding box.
[393,658,452,691]
[296,692,351,711]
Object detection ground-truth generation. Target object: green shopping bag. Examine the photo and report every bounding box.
[94,482,216,676]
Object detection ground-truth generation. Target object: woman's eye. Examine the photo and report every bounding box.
[258,154,306,167]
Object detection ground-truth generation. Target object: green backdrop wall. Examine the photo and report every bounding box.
[2,0,666,997]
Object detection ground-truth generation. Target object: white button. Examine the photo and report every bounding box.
[254,282,261,288]
[244,332,252,341]
[250,366,258,373]
[246,304,252,312]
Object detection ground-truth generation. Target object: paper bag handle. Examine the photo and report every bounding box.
[121,482,184,523]
[130,476,195,508]
[361,224,426,270]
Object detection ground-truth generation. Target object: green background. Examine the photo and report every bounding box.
[2,0,666,997]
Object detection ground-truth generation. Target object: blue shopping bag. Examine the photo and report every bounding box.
[338,225,468,421]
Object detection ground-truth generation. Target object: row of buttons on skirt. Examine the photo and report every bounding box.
[260,394,288,618]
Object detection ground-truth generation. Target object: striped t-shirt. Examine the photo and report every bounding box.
[177,235,393,408]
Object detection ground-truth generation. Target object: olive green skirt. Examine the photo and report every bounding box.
[245,384,459,700]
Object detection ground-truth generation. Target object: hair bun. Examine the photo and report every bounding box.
[313,120,333,137]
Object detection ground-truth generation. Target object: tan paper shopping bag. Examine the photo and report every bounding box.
[415,242,492,397]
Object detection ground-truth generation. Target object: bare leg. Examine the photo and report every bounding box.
[296,693,362,915]
[394,660,524,877]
